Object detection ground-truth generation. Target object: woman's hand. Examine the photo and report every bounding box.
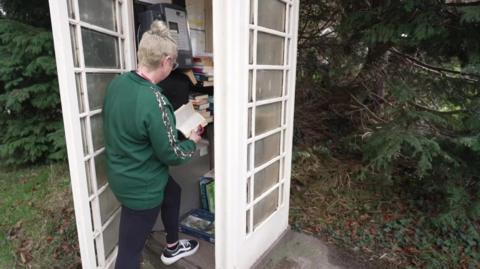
[188,130,202,143]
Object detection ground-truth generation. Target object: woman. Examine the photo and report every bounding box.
[103,20,202,268]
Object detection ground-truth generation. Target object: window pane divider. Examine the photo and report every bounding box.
[76,67,126,73]
[247,153,285,178]
[92,206,121,238]
[83,147,105,162]
[248,202,281,235]
[245,180,282,211]
[255,97,284,106]
[248,65,287,70]
[247,126,285,144]
[68,19,125,39]
[247,95,289,108]
[90,182,108,200]
[249,25,288,38]
[104,247,119,269]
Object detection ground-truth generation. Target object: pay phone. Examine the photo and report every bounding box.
[137,3,193,69]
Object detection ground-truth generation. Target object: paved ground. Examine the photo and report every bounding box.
[141,230,367,269]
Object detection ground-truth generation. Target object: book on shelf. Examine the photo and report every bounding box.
[174,102,208,137]
[192,54,214,87]
[189,92,209,101]
[192,67,214,76]
[192,55,214,69]
[206,180,215,213]
[199,169,215,213]
[198,80,214,87]
[194,73,214,82]
[199,176,213,211]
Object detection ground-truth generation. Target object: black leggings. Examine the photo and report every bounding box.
[115,176,181,269]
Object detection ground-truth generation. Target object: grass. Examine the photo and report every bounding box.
[289,147,480,269]
[0,162,80,269]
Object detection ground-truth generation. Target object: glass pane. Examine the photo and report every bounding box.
[249,30,254,65]
[253,188,279,229]
[81,118,89,156]
[280,157,284,180]
[254,160,280,199]
[70,25,79,67]
[91,114,104,151]
[95,152,108,189]
[257,32,284,65]
[79,0,116,31]
[255,102,281,136]
[258,0,286,32]
[99,186,120,224]
[246,210,251,234]
[287,4,291,34]
[256,70,283,101]
[75,73,84,113]
[87,73,116,111]
[67,0,75,19]
[118,2,123,35]
[121,39,126,69]
[246,177,251,204]
[254,132,281,167]
[282,130,286,153]
[248,70,253,102]
[285,39,290,65]
[285,70,289,96]
[85,160,93,195]
[82,28,120,68]
[248,107,252,139]
[280,183,284,205]
[283,101,287,126]
[89,203,95,231]
[250,0,254,24]
[247,143,252,172]
[102,211,121,258]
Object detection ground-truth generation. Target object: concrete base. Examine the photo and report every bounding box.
[252,230,364,269]
[142,230,365,269]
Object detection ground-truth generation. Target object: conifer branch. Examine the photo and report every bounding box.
[389,48,480,82]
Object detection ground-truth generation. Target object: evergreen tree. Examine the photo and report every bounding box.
[0,2,64,165]
[0,0,51,28]
[296,0,480,225]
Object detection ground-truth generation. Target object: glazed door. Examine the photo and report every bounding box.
[214,0,300,268]
[48,0,136,268]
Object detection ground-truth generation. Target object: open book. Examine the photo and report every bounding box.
[174,102,208,137]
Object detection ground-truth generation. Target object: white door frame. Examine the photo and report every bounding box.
[214,0,299,268]
[49,0,136,268]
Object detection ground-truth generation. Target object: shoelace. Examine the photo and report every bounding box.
[179,239,191,249]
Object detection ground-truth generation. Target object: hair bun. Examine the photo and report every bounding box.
[149,20,170,38]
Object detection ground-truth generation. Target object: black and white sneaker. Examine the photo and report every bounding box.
[160,239,199,265]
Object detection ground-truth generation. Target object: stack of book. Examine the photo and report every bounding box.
[192,55,214,87]
[178,170,216,243]
[189,92,213,123]
[179,209,215,243]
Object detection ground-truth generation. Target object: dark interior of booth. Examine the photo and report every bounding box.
[132,1,216,267]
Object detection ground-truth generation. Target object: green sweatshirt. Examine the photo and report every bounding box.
[103,72,196,210]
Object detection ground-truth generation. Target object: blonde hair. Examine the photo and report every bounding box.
[137,20,177,70]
